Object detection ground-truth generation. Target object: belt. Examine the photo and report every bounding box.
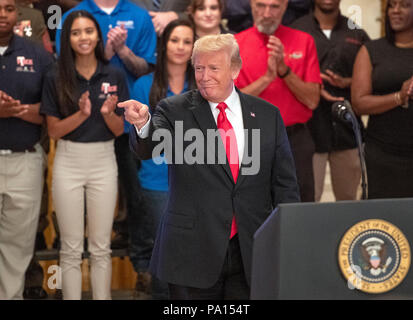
[0,147,36,155]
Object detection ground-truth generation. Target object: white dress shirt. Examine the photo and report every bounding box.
[208,86,244,167]
[135,85,245,166]
[0,46,8,56]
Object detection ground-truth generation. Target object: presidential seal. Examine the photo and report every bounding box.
[338,219,411,294]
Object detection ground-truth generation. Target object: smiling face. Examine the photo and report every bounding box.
[166,25,194,66]
[0,0,17,37]
[192,0,222,34]
[388,0,413,33]
[70,16,99,57]
[194,48,239,103]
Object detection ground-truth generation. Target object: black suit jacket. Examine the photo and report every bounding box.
[129,88,300,288]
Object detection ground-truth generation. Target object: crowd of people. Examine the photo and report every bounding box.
[0,0,412,300]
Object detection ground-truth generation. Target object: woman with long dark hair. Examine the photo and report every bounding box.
[129,19,196,299]
[351,0,413,199]
[187,0,229,39]
[40,10,128,299]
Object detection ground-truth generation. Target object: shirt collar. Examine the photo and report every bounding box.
[167,79,189,97]
[75,60,109,81]
[311,10,346,32]
[208,84,239,114]
[85,0,127,15]
[2,34,24,55]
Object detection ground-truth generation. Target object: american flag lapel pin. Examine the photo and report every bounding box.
[250,112,256,117]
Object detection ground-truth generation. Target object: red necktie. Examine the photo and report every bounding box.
[217,102,238,238]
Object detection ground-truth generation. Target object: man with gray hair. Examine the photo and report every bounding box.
[235,0,322,202]
[119,33,300,299]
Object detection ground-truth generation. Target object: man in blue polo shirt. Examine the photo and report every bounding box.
[0,0,53,299]
[56,0,157,253]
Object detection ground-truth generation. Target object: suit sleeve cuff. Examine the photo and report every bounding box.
[134,114,151,138]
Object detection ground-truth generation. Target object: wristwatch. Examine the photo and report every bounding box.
[278,66,291,79]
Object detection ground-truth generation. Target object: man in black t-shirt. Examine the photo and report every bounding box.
[0,0,53,299]
[291,0,370,201]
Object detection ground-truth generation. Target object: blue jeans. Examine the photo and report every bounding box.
[129,188,169,299]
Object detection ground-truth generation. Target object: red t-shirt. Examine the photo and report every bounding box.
[235,25,321,126]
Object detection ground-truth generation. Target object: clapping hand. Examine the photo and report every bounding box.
[149,11,178,36]
[0,90,28,118]
[101,94,118,116]
[321,69,351,89]
[107,25,128,52]
[79,91,91,117]
[267,35,288,76]
[406,77,413,98]
[399,76,413,105]
[320,88,345,102]
[266,51,278,81]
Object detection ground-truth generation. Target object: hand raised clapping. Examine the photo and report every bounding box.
[101,94,118,116]
[107,25,128,52]
[267,35,288,76]
[400,76,413,104]
[0,90,28,118]
[79,91,91,117]
[321,70,351,89]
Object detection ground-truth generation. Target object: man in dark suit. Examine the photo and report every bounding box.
[119,34,300,299]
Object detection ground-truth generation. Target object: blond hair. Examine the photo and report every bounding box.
[191,34,242,70]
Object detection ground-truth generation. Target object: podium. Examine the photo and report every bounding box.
[250,199,413,299]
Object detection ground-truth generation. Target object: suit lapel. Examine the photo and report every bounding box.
[190,91,234,182]
[235,89,258,191]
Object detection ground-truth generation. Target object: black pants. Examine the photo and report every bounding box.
[168,235,250,300]
[286,123,315,202]
[114,133,143,237]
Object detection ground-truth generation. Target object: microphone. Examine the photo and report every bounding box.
[332,100,352,122]
[331,100,368,199]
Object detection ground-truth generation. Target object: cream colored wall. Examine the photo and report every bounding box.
[340,0,382,39]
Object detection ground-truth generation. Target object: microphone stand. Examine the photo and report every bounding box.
[334,100,368,200]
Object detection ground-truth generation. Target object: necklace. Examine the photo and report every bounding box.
[395,40,413,48]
